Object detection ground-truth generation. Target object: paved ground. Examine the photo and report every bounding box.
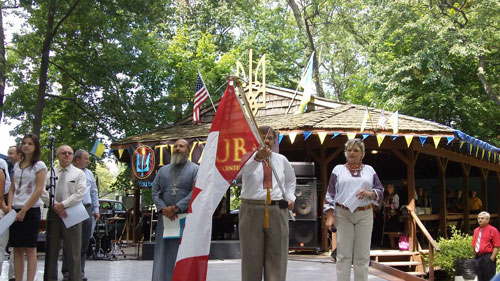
[0,246,403,281]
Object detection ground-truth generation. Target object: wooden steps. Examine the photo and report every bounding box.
[371,261,427,281]
[379,261,421,266]
[371,250,418,257]
[371,250,427,280]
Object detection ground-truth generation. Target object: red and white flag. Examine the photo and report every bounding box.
[173,82,260,281]
[193,71,209,124]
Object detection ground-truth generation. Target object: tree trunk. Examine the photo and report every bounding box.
[477,55,500,106]
[303,15,324,97]
[0,8,6,124]
[287,0,325,98]
[33,0,82,135]
[33,0,57,136]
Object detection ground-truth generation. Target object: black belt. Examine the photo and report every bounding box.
[476,252,492,258]
[84,203,92,207]
[241,199,288,208]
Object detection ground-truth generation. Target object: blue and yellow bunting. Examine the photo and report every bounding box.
[303,131,312,140]
[419,136,427,147]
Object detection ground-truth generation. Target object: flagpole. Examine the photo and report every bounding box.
[232,77,295,221]
[198,70,217,113]
[285,52,314,115]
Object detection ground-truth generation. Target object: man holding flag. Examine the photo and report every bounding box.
[172,81,295,281]
[239,125,296,281]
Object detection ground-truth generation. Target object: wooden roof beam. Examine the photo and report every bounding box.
[412,143,500,172]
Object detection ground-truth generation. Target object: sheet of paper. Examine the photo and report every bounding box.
[163,213,187,239]
[0,210,17,236]
[62,203,90,228]
[342,186,371,212]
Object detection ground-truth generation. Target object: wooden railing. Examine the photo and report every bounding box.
[407,206,440,281]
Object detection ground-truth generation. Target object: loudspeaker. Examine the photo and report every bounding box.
[142,242,155,260]
[292,178,317,220]
[289,220,319,253]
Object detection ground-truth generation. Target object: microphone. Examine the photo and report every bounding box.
[330,225,337,233]
[48,135,55,142]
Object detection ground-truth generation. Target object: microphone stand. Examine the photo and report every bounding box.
[44,136,56,281]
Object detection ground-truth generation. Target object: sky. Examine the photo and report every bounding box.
[0,10,22,156]
[0,120,18,155]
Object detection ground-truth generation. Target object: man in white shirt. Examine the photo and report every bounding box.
[61,150,100,281]
[42,145,86,281]
[239,126,296,281]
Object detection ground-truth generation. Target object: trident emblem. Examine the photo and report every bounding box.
[136,147,151,178]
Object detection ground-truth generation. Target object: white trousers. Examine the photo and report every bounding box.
[335,207,373,281]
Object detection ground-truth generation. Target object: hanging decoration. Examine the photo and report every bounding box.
[289,132,298,144]
[376,134,386,147]
[405,135,413,147]
[419,136,427,147]
[433,136,441,148]
[118,149,124,159]
[362,134,370,141]
[446,137,454,145]
[332,132,341,139]
[347,132,356,140]
[279,134,284,144]
[304,131,312,140]
[318,132,327,145]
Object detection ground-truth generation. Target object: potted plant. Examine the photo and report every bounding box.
[433,227,475,280]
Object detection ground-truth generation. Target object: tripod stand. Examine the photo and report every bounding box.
[108,216,127,260]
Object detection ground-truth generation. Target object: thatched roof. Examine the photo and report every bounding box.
[111,104,453,148]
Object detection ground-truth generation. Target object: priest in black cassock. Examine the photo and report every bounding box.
[151,139,199,281]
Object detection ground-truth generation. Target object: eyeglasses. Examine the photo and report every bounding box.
[59,151,73,156]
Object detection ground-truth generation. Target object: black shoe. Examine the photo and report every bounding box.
[9,279,15,281]
[83,277,88,281]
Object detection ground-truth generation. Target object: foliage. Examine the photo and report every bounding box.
[229,185,241,211]
[433,227,474,278]
[109,164,133,193]
[2,0,500,161]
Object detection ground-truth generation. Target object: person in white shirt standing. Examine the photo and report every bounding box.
[61,150,99,281]
[6,134,46,281]
[239,126,296,281]
[324,138,384,281]
[41,144,86,281]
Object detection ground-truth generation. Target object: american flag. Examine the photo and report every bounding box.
[193,72,209,124]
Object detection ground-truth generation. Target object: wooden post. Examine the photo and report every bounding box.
[407,149,418,252]
[390,148,418,250]
[134,187,140,243]
[429,242,434,281]
[461,163,471,234]
[309,145,343,252]
[480,168,489,211]
[435,156,448,238]
[319,145,329,252]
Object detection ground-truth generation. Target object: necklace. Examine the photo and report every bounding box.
[171,163,187,199]
[345,162,363,177]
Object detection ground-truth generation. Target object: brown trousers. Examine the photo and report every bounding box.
[239,199,289,281]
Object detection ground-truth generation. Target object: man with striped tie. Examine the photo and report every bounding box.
[472,211,500,281]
